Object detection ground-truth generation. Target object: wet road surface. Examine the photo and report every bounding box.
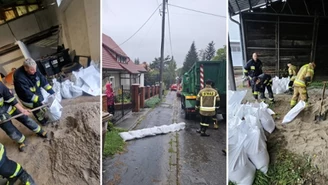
[103,91,226,185]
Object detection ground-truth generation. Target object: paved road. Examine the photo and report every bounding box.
[103,91,226,185]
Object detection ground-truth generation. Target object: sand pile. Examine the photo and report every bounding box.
[272,91,328,176]
[0,97,100,185]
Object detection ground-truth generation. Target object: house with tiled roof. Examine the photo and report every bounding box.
[102,34,147,93]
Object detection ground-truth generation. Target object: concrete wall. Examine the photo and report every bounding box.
[58,0,100,61]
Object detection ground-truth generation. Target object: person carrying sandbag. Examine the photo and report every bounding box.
[287,62,297,94]
[253,74,275,104]
[290,61,316,108]
[0,143,36,185]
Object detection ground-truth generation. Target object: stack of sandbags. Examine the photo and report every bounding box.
[71,62,100,96]
[228,90,275,185]
[271,76,289,94]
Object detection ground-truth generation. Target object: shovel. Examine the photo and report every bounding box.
[315,82,327,121]
[0,95,56,124]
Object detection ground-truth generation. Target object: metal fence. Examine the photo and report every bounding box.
[112,85,133,124]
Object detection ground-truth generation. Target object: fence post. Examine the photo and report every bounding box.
[146,86,150,99]
[152,85,155,97]
[140,86,145,108]
[121,85,124,117]
[132,84,140,112]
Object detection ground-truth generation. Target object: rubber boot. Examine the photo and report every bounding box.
[200,127,210,137]
[213,123,219,130]
[37,129,48,138]
[18,140,27,152]
[19,170,36,185]
[6,176,18,185]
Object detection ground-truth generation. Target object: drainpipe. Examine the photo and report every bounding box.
[16,41,31,59]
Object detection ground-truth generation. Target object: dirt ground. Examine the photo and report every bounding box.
[242,86,328,178]
[0,96,100,185]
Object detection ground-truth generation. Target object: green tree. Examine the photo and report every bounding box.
[149,55,171,70]
[212,45,226,61]
[163,57,177,86]
[182,42,199,74]
[205,41,216,60]
[198,49,206,61]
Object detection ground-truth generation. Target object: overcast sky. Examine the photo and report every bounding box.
[102,0,226,68]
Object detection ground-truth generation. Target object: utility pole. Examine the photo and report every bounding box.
[159,0,167,100]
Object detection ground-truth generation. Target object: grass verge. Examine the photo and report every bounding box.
[145,96,161,108]
[103,122,127,157]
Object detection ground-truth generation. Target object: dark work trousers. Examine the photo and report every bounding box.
[108,105,115,115]
[0,109,40,144]
[260,84,274,101]
[0,147,23,178]
[200,115,214,133]
[288,81,294,92]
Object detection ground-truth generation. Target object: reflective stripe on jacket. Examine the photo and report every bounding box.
[196,85,220,116]
[294,63,314,87]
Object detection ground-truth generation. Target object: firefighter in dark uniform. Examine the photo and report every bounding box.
[244,53,263,94]
[253,74,275,104]
[13,58,55,126]
[196,79,220,136]
[0,143,36,184]
[0,82,47,151]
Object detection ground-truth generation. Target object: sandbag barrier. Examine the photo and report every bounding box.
[228,90,276,185]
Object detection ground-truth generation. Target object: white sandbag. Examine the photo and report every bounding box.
[119,123,186,141]
[259,109,275,133]
[61,80,73,99]
[229,135,256,185]
[271,76,289,94]
[80,65,101,96]
[71,67,84,87]
[282,100,306,124]
[41,88,50,103]
[52,79,62,102]
[248,150,270,174]
[45,95,62,121]
[228,90,248,105]
[243,124,269,173]
[70,85,83,98]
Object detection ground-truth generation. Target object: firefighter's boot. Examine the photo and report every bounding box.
[37,129,48,138]
[18,140,27,152]
[200,127,210,137]
[19,170,36,185]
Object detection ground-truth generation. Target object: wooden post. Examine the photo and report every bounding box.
[131,84,140,112]
[140,86,145,108]
[102,94,107,112]
[152,85,155,97]
[146,86,150,99]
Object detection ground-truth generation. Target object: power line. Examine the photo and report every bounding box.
[118,4,162,46]
[168,4,226,18]
[167,5,174,58]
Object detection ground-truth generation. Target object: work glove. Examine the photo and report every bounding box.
[242,76,249,82]
[195,106,199,110]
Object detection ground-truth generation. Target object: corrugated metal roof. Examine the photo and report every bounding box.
[229,0,280,15]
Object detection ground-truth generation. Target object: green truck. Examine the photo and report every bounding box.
[180,61,226,119]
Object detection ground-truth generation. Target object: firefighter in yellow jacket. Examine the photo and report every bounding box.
[290,62,316,108]
[0,143,36,185]
[196,79,220,136]
[287,62,297,94]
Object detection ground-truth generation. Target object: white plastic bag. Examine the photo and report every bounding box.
[243,124,269,173]
[52,79,62,102]
[228,135,256,185]
[61,80,73,99]
[45,95,62,121]
[282,100,306,124]
[41,88,50,103]
[71,67,84,87]
[259,109,276,133]
[271,76,289,94]
[70,85,83,98]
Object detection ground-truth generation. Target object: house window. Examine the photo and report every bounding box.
[116,55,127,63]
